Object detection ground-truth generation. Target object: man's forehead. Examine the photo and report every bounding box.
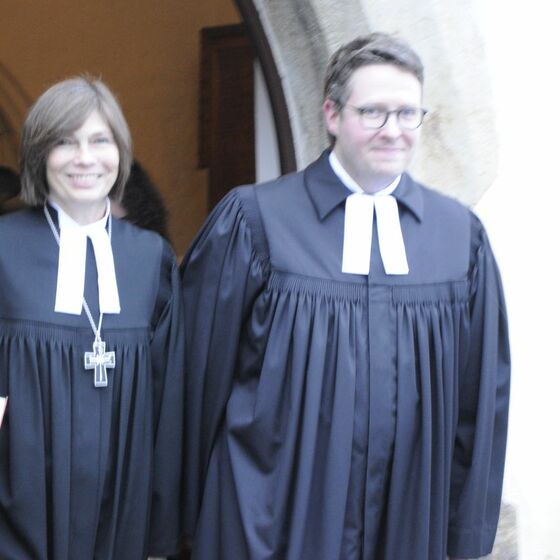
[346,64,423,98]
[348,62,421,82]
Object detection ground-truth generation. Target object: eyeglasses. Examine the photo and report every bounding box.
[345,105,428,130]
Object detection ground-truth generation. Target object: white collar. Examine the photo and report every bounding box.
[328,151,409,276]
[49,199,121,315]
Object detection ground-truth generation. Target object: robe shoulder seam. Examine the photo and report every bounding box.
[234,185,271,264]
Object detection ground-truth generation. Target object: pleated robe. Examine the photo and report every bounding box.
[181,151,510,560]
[0,207,184,559]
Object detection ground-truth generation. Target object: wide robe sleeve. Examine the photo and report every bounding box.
[447,215,511,558]
[180,188,269,539]
[147,242,186,556]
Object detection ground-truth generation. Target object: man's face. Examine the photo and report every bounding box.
[323,63,423,192]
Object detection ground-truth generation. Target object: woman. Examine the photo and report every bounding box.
[0,77,184,559]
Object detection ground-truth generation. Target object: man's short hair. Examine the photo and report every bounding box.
[20,76,132,206]
[324,32,424,109]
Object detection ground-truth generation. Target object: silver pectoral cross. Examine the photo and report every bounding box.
[84,339,115,388]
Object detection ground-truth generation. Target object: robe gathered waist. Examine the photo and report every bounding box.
[0,318,151,344]
[267,269,470,304]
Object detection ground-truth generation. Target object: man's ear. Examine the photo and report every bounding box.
[323,98,340,138]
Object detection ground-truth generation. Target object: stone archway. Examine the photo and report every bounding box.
[235,0,369,173]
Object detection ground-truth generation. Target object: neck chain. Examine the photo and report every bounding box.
[44,204,116,388]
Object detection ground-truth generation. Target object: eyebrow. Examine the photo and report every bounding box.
[88,129,114,137]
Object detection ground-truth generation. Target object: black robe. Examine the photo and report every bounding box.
[181,151,510,560]
[0,206,184,559]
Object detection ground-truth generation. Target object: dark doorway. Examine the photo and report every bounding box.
[198,23,256,212]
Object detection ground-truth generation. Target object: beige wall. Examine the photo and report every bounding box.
[0,0,240,254]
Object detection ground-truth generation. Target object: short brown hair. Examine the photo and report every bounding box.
[20,76,132,205]
[324,32,424,109]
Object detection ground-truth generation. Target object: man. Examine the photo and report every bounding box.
[181,33,510,560]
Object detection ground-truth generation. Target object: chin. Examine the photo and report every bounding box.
[372,165,406,178]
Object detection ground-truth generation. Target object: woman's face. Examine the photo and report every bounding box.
[46,110,119,221]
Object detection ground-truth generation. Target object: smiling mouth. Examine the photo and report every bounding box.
[372,145,404,151]
[68,173,102,179]
[67,173,105,188]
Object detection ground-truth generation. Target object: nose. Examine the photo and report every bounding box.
[73,142,95,164]
[379,113,402,137]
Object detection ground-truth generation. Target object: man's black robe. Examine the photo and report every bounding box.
[181,151,510,560]
[0,206,184,559]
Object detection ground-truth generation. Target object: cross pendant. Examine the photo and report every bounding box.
[84,339,115,388]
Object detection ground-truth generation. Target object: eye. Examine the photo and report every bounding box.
[92,135,113,144]
[54,137,74,147]
[360,106,385,118]
[399,107,420,120]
